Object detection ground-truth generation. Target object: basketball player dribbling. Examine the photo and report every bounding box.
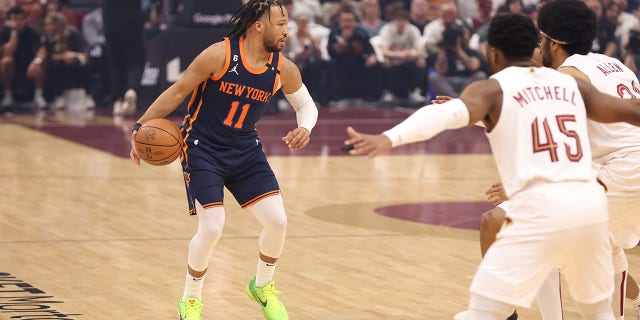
[344,13,640,320]
[455,1,640,319]
[129,1,318,319]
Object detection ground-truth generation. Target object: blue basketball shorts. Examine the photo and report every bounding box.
[181,141,280,215]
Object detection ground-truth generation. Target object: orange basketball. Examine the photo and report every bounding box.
[133,118,182,166]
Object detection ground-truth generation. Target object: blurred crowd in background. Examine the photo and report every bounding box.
[1,0,640,114]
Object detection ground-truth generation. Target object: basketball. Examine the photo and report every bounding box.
[133,118,182,166]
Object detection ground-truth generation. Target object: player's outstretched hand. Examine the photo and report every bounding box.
[486,182,508,205]
[344,126,392,158]
[130,130,141,166]
[282,127,310,150]
[431,95,453,104]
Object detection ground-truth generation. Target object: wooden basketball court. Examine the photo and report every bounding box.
[1,106,638,319]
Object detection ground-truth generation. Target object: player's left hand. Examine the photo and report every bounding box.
[344,126,392,158]
[282,127,310,150]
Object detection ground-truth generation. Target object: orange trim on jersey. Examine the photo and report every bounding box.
[202,202,224,209]
[272,52,283,94]
[210,38,231,81]
[240,190,280,208]
[181,81,208,164]
[239,36,270,74]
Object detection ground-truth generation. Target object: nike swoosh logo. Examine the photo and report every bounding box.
[256,295,267,307]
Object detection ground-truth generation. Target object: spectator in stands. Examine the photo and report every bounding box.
[624,29,640,75]
[496,0,523,14]
[613,0,640,52]
[103,0,145,116]
[361,0,386,37]
[422,1,465,55]
[466,0,493,56]
[428,23,486,97]
[41,12,93,109]
[144,1,167,40]
[15,0,40,26]
[82,0,111,105]
[0,5,45,108]
[409,0,430,33]
[588,0,619,57]
[327,5,381,104]
[467,0,492,32]
[36,0,78,33]
[377,8,426,105]
[294,0,322,24]
[285,11,326,103]
[425,0,447,24]
[82,0,104,48]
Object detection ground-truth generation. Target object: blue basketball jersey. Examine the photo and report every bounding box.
[181,36,282,151]
[179,36,283,215]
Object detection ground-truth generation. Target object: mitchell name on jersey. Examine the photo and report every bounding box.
[512,85,578,108]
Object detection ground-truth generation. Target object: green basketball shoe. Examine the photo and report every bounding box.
[178,296,203,320]
[246,277,289,320]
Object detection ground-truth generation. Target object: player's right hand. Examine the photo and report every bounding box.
[485,182,508,205]
[130,130,141,166]
[344,126,392,158]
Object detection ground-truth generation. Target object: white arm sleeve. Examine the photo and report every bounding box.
[382,99,470,147]
[284,84,318,132]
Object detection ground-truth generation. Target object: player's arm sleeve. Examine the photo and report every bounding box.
[382,98,470,147]
[284,83,318,132]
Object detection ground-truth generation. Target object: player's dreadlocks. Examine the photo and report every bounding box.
[537,0,596,55]
[228,0,284,39]
[487,13,538,61]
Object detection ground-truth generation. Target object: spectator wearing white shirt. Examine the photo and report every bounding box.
[377,8,426,104]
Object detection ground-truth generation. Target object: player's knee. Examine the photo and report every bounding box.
[196,208,225,240]
[264,213,287,232]
[198,222,223,241]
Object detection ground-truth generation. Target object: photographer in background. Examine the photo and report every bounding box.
[428,21,486,97]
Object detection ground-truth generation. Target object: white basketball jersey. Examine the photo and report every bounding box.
[561,53,640,161]
[488,67,594,197]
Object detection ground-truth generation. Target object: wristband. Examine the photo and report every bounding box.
[132,122,142,133]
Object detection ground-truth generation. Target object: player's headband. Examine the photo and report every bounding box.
[540,31,570,45]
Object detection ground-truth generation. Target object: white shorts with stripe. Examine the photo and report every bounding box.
[470,181,613,307]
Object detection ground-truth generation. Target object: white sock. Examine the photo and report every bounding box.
[255,258,276,287]
[34,88,43,98]
[182,272,206,301]
[4,90,11,98]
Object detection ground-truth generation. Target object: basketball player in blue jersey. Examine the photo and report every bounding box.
[129,1,318,319]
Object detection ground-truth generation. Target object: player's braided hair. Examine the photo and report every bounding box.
[228,0,284,39]
[537,0,596,55]
[487,13,538,60]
